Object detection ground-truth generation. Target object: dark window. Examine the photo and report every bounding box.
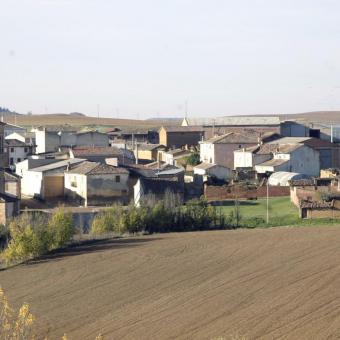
[17,158,21,163]
[24,147,28,153]
[10,147,14,153]
[116,175,120,183]
[10,158,14,165]
[309,129,320,138]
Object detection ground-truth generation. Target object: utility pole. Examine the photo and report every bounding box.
[266,180,269,224]
[97,104,100,118]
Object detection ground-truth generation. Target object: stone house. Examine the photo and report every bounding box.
[64,161,130,206]
[159,126,204,149]
[162,149,193,166]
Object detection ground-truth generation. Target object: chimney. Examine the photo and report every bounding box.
[66,161,71,172]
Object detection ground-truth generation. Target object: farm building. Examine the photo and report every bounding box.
[159,126,204,149]
[268,172,311,186]
[65,161,130,206]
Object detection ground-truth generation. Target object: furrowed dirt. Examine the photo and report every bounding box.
[1,227,340,339]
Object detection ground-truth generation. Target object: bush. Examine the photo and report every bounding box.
[3,209,75,264]
[90,197,223,236]
[48,208,74,249]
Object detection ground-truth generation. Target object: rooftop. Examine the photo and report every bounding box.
[71,147,121,157]
[257,158,289,167]
[160,126,204,133]
[182,116,281,127]
[31,158,85,172]
[67,161,129,175]
[194,162,217,170]
[137,143,165,151]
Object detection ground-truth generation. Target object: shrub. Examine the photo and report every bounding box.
[3,209,75,264]
[48,208,75,249]
[3,213,50,263]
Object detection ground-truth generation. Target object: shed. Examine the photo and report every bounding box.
[268,172,311,187]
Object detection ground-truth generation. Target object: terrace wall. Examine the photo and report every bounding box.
[205,184,290,200]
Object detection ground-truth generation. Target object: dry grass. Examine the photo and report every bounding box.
[3,113,176,129]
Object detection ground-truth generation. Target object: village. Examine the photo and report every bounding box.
[1,114,340,228]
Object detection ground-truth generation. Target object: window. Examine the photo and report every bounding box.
[115,175,120,183]
[10,158,14,165]
[24,147,28,153]
[10,148,14,153]
[17,158,21,163]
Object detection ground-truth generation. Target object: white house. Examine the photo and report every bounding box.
[4,123,26,137]
[193,163,232,181]
[234,145,272,169]
[163,149,192,166]
[255,144,320,177]
[19,158,85,199]
[35,129,109,154]
[5,139,34,170]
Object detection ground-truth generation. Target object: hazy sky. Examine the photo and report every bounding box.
[1,0,340,119]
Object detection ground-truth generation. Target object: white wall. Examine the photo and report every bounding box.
[234,151,253,169]
[200,142,215,164]
[288,146,320,176]
[21,170,43,197]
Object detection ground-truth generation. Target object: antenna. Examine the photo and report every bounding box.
[97,104,100,118]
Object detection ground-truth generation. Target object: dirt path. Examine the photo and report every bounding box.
[1,227,340,339]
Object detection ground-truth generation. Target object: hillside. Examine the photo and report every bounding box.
[2,113,173,130]
[1,227,340,339]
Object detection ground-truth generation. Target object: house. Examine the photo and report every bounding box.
[64,161,130,206]
[234,145,273,170]
[5,139,34,170]
[162,149,193,166]
[4,123,26,137]
[0,170,20,225]
[267,136,340,169]
[200,132,279,169]
[193,163,232,181]
[19,158,85,199]
[182,116,281,139]
[0,192,20,225]
[134,177,184,207]
[3,171,21,198]
[108,128,159,145]
[255,144,320,177]
[5,131,36,146]
[134,144,165,162]
[268,171,311,186]
[159,126,204,148]
[35,129,109,154]
[0,122,6,168]
[69,146,135,165]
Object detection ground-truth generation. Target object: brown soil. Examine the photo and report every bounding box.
[1,227,340,339]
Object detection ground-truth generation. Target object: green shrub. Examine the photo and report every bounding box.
[48,208,74,249]
[3,209,75,264]
[3,213,50,263]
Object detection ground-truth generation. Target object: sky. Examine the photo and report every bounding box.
[1,0,340,119]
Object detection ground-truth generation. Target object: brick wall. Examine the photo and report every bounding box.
[205,184,290,200]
